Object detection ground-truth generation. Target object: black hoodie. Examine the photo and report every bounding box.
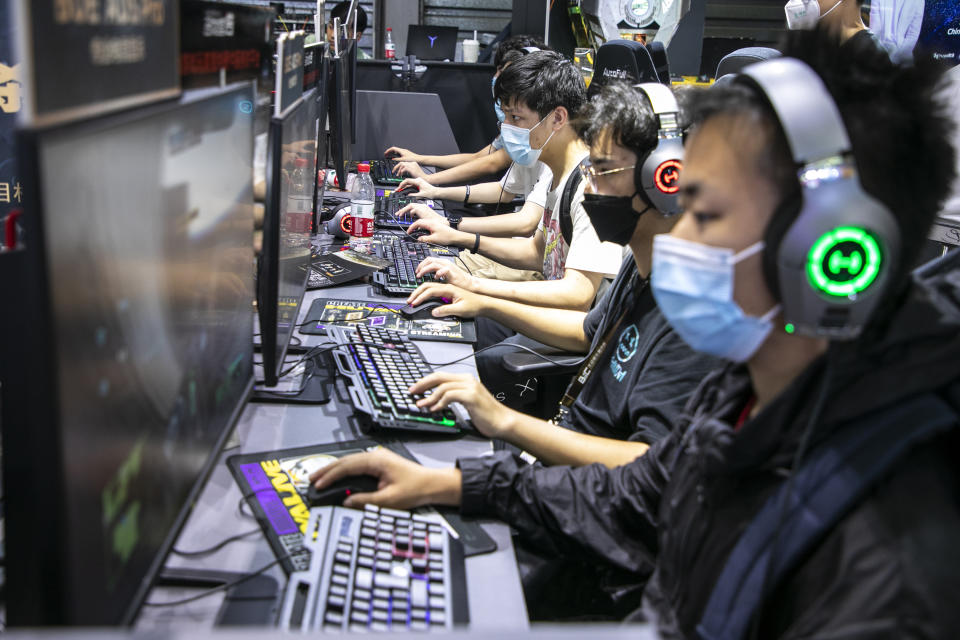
[458,284,960,638]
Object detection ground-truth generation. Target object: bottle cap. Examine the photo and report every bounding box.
[357,162,371,172]
[387,27,392,31]
[295,157,308,167]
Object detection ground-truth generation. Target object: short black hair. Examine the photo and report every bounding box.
[330,1,367,34]
[687,27,956,293]
[494,35,548,70]
[575,82,656,156]
[494,50,586,119]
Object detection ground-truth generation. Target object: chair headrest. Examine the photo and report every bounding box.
[647,41,671,86]
[589,39,659,97]
[715,47,781,79]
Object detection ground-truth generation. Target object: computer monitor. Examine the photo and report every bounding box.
[329,50,354,190]
[406,25,458,61]
[258,87,319,388]
[914,1,960,66]
[303,41,326,91]
[312,48,331,225]
[0,83,256,626]
[343,38,359,144]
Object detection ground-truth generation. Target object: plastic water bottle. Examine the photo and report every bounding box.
[350,163,375,253]
[385,27,396,59]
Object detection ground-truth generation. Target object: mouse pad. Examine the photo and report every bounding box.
[227,439,495,574]
[300,297,477,344]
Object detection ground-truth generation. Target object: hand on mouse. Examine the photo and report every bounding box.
[407,217,466,247]
[396,177,436,199]
[394,161,426,179]
[414,257,474,290]
[409,372,512,440]
[308,448,462,509]
[384,146,421,163]
[406,282,484,318]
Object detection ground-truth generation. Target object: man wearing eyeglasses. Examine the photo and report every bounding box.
[406,82,721,457]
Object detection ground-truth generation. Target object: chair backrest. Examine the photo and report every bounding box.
[647,41,671,85]
[588,39,659,97]
[714,46,781,80]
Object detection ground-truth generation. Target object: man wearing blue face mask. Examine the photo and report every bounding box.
[310,29,960,635]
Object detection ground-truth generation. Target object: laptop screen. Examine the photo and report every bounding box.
[406,25,458,61]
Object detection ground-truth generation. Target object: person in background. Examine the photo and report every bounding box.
[869,0,925,63]
[326,1,371,59]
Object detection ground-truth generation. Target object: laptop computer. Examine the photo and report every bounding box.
[406,25,458,61]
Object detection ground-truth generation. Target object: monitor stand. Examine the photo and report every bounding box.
[250,350,334,404]
[155,567,280,626]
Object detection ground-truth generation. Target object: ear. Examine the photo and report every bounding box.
[552,106,569,130]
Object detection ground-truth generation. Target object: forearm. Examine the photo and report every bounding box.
[460,207,539,237]
[470,235,542,271]
[502,412,650,468]
[472,271,598,310]
[478,297,589,351]
[418,151,479,169]
[423,150,510,186]
[457,451,664,573]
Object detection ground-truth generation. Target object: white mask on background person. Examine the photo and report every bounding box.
[785,0,844,30]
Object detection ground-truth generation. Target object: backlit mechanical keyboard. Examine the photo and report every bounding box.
[328,325,465,434]
[369,159,403,186]
[375,193,446,230]
[279,504,468,632]
[372,235,438,295]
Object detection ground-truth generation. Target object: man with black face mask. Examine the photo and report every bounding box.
[404,82,721,464]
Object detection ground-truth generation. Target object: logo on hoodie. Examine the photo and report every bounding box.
[610,324,639,382]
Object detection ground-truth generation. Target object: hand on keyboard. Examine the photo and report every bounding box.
[398,201,445,223]
[409,372,511,441]
[397,177,437,199]
[383,145,421,163]
[413,257,474,290]
[308,448,463,510]
[394,161,426,179]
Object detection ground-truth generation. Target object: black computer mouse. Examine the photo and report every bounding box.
[306,474,380,507]
[399,297,450,320]
[393,185,419,196]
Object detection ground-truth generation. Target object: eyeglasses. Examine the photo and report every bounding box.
[579,158,636,192]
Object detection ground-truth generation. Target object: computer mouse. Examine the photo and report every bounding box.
[399,297,451,320]
[306,474,380,507]
[393,185,419,196]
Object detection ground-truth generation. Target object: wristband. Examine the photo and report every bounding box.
[463,184,471,206]
[473,233,481,254]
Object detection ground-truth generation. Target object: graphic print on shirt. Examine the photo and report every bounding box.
[610,323,639,382]
[541,206,568,280]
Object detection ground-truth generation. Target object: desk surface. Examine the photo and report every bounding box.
[136,249,528,631]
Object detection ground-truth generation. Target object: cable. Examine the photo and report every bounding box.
[141,555,288,608]
[171,529,261,557]
[423,340,586,369]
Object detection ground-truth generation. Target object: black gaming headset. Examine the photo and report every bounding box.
[633,83,684,216]
[736,58,900,339]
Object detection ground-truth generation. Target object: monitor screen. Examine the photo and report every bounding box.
[260,88,319,386]
[406,25,458,61]
[914,1,960,66]
[344,38,359,144]
[12,84,256,625]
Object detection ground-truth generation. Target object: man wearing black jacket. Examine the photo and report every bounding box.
[312,30,960,637]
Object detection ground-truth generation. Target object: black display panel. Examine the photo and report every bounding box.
[2,83,256,625]
[259,88,319,387]
[915,0,960,66]
[329,48,353,190]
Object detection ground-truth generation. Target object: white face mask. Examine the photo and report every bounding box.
[784,0,843,30]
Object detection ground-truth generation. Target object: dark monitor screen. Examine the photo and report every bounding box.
[406,25,458,61]
[259,88,319,386]
[914,1,960,66]
[330,51,353,190]
[304,41,326,91]
[345,39,359,144]
[8,84,256,625]
[314,54,331,222]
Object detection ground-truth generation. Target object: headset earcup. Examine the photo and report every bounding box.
[763,191,802,303]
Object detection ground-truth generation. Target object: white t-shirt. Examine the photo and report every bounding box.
[538,153,622,281]
[500,161,552,208]
[869,0,924,64]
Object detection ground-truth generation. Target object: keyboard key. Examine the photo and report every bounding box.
[374,572,409,590]
[410,579,428,608]
[355,567,373,590]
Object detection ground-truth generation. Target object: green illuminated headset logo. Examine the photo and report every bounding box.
[807,226,883,297]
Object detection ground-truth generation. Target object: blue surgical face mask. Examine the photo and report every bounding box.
[491,77,505,122]
[651,234,781,363]
[499,111,556,167]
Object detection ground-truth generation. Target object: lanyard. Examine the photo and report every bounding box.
[551,277,642,424]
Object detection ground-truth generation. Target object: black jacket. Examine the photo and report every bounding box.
[459,286,960,638]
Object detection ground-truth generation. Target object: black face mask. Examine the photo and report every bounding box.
[582,192,649,246]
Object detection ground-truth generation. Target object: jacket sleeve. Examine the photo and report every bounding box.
[457,434,679,573]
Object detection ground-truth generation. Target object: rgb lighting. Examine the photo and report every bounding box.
[806,226,882,297]
[654,160,682,194]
